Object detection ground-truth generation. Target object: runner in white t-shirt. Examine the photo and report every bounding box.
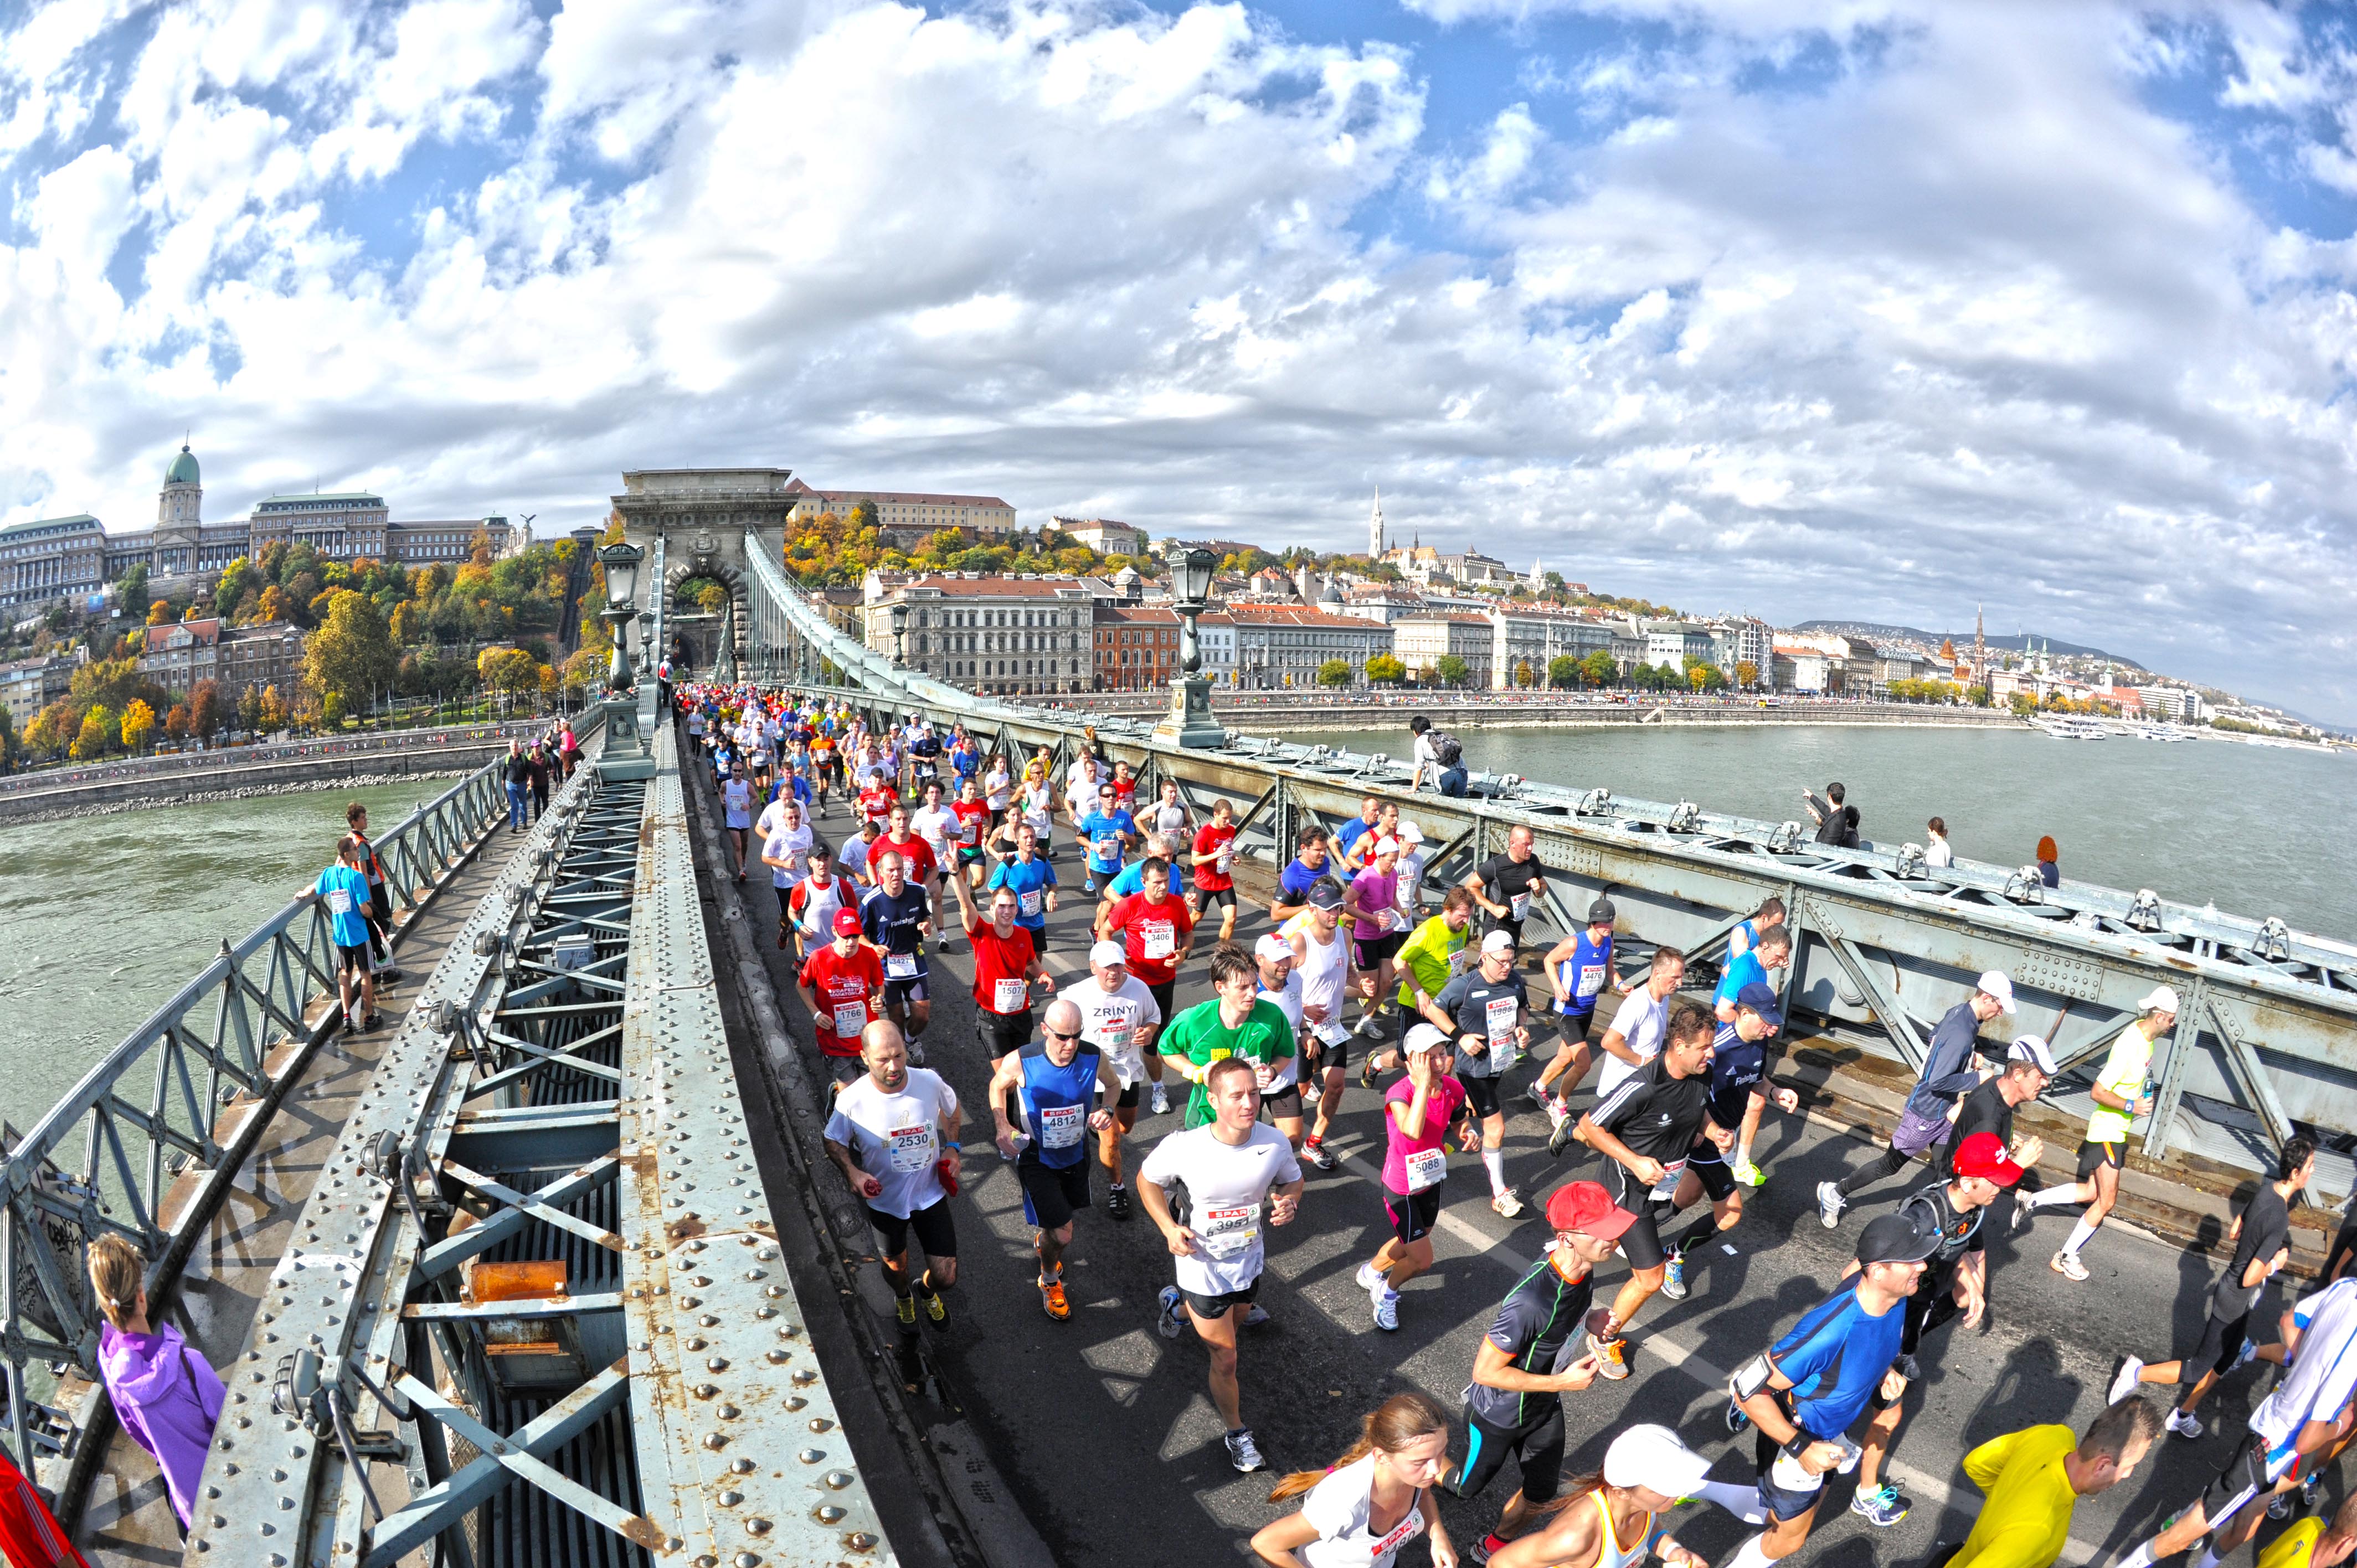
[755,795,816,952]
[1291,882,1355,1172]
[1139,1057,1304,1476]
[821,1025,964,1329]
[1062,940,1164,1221]
[1593,947,1687,1097]
[1252,1393,1454,1568]
[1254,933,1309,1153]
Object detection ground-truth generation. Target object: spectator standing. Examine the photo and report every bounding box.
[1800,782,1849,847]
[2036,835,2060,888]
[1925,817,1953,869]
[502,740,532,831]
[89,1235,224,1531]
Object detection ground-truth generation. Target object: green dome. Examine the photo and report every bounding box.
[165,444,199,486]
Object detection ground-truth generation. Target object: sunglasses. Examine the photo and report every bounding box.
[1044,1027,1082,1040]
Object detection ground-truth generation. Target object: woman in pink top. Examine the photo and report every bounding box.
[1345,835,1406,1023]
[1353,1024,1470,1334]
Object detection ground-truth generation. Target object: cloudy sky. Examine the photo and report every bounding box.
[2,1,2355,718]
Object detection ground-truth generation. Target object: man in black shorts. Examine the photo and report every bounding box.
[1454,1180,1627,1564]
[1424,929,1535,1218]
[859,850,935,1063]
[1577,1000,1722,1381]
[2109,1135,2312,1438]
[1659,983,1797,1304]
[821,1023,963,1329]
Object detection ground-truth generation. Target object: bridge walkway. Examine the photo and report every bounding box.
[72,807,544,1562]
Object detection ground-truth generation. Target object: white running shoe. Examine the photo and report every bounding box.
[1149,1083,1171,1117]
[2165,1407,2202,1440]
[1816,1180,1845,1230]
[1491,1189,1526,1219]
[2108,1355,2144,1407]
[2051,1249,2090,1283]
[1373,1287,1400,1332]
[1355,1261,1383,1292]
[1225,1427,1267,1473]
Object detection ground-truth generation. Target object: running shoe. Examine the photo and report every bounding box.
[1149,1083,1170,1117]
[1224,1428,1267,1473]
[1105,1184,1132,1221]
[2008,1193,2036,1235]
[920,1288,947,1324]
[1732,1158,1767,1188]
[1851,1484,1910,1528]
[1373,1287,1401,1332]
[1360,1055,1381,1091]
[1083,880,1097,895]
[1547,1119,1576,1160]
[907,1042,927,1066]
[1039,1278,1070,1321]
[382,967,405,983]
[2301,1471,2324,1513]
[1491,1188,1525,1219]
[1472,1533,1514,1566]
[1156,1286,1186,1340]
[1243,1303,1272,1328]
[2050,1249,2090,1282]
[1301,1080,1322,1107]
[1724,1397,1751,1434]
[1660,1251,1688,1301]
[1355,1261,1384,1292]
[1304,1139,1340,1173]
[896,1296,917,1328]
[2271,1492,2295,1521]
[2165,1408,2202,1440]
[1543,1096,1571,1131]
[1525,1081,1551,1108]
[2108,1355,2145,1407]
[1815,1180,1845,1229]
[2231,1339,2258,1371]
[1587,1332,1630,1380]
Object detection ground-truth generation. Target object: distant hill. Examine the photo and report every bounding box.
[1793,620,2148,671]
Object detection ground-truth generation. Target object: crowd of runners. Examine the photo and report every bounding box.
[677,682,2357,1568]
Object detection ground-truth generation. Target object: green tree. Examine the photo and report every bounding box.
[115,563,148,615]
[238,684,264,734]
[1435,654,1469,688]
[74,704,115,759]
[1547,654,1579,688]
[304,590,399,715]
[1315,658,1353,688]
[1364,653,1406,685]
[1580,649,1618,686]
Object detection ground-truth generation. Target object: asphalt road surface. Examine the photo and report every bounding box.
[736,816,2333,1568]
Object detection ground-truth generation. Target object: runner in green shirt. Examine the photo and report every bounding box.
[1360,889,1478,1086]
[1160,942,1296,1129]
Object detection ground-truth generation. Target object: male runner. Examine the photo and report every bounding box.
[1712,927,1791,1185]
[859,850,934,1062]
[1140,1055,1304,1474]
[2259,1494,2357,1568]
[1161,943,1296,1129]
[1062,940,1162,1219]
[2014,985,2180,1280]
[838,816,881,886]
[1464,825,1548,947]
[1360,887,1477,1084]
[950,776,993,890]
[1577,1001,1722,1380]
[1942,1397,2161,1568]
[1424,929,1533,1218]
[953,879,1051,1100]
[856,771,897,834]
[821,1023,962,1328]
[1291,881,1354,1170]
[1956,1035,2054,1188]
[797,907,884,1087]
[878,803,939,919]
[989,998,1117,1320]
[1727,896,1785,964]
[1820,970,2016,1225]
[316,839,379,1034]
[1190,796,1241,942]
[1660,983,1799,1303]
[1553,946,1686,1159]
[341,803,402,988]
[1252,934,1309,1152]
[907,781,961,942]
[985,822,1058,956]
[1100,858,1195,1024]
[1530,899,1616,1116]
[1269,827,1332,924]
[755,792,815,947]
[785,842,848,962]
[1077,781,1135,895]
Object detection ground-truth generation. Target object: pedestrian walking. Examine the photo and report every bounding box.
[502,740,531,831]
[88,1234,224,1530]
[316,838,379,1034]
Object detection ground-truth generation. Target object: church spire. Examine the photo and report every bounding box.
[1368,486,1385,560]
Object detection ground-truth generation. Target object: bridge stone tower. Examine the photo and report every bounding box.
[610,469,799,675]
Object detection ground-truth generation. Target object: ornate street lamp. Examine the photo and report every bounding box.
[889,600,910,666]
[598,540,645,692]
[1153,545,1224,748]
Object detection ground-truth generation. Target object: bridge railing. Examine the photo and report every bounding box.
[3,716,586,1489]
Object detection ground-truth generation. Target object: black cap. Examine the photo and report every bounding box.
[1588,898,1617,924]
[1856,1211,1940,1266]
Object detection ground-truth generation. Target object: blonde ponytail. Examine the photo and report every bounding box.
[88,1234,146,1330]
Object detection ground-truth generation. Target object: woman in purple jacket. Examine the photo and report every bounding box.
[88,1235,224,1528]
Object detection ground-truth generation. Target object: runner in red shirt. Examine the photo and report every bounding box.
[954,879,1054,1081]
[1110,761,1140,817]
[880,803,938,900]
[858,779,898,829]
[1188,796,1241,944]
[797,908,886,1086]
[1099,861,1196,1019]
[950,778,995,894]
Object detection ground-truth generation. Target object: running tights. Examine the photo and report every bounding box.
[1835,1142,1912,1198]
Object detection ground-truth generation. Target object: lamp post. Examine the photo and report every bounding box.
[889,601,910,666]
[1152,546,1224,748]
[595,539,647,764]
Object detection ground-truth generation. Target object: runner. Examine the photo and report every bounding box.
[721,766,756,882]
[1820,969,2016,1225]
[1253,1394,1455,1568]
[1720,1210,1938,1568]
[1140,1055,1305,1474]
[857,772,898,833]
[1345,835,1408,1031]
[1845,1130,2026,1528]
[316,839,379,1035]
[1955,1036,2054,1192]
[1097,832,1186,917]
[859,850,935,1063]
[755,793,815,950]
[1331,796,1382,866]
[1078,780,1136,896]
[986,822,1058,956]
[1271,827,1335,923]
[1146,777,1191,846]
[1423,930,1534,1218]
[1551,946,1685,1159]
[1938,1397,2162,1568]
[1485,1423,1753,1568]
[2108,1136,2313,1438]
[821,1023,963,1328]
[1252,935,1311,1151]
[2256,1493,2357,1568]
[1710,927,1792,1185]
[1727,896,1785,964]
[1293,882,1355,1172]
[908,781,961,942]
[951,776,994,891]
[1659,984,1798,1304]
[954,879,1052,1148]
[878,803,940,928]
[1190,796,1241,943]
[797,908,884,1087]
[989,998,1117,1320]
[2013,985,2180,1281]
[1529,899,1616,1116]
[1452,1181,1623,1561]
[1110,759,1140,817]
[1356,1024,1470,1332]
[1063,940,1164,1219]
[1464,826,1548,947]
[1339,802,1402,875]
[1102,857,1196,1036]
[839,816,882,886]
[1574,1001,1721,1379]
[1360,888,1478,1085]
[1161,942,1296,1129]
[785,842,849,962]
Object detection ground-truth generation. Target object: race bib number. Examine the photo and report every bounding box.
[1648,1160,1686,1201]
[1485,996,1519,1046]
[992,977,1030,1013]
[886,952,919,981]
[1100,1020,1133,1053]
[1017,889,1043,917]
[1577,963,1606,999]
[1038,1103,1083,1149]
[1315,1020,1352,1046]
[1448,947,1474,975]
[1509,891,1531,922]
[888,1125,933,1172]
[1216,847,1233,875]
[1094,835,1120,862]
[1198,1205,1258,1257]
[1373,1515,1423,1556]
[831,1001,867,1039]
[1771,1448,1828,1496]
[326,889,353,915]
[1140,921,1175,961]
[1404,1147,1447,1193]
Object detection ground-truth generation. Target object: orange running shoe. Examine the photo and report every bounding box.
[1039,1277,1071,1321]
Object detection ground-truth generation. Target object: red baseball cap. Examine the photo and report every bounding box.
[1950,1131,2024,1187]
[832,908,863,937]
[1544,1180,1635,1241]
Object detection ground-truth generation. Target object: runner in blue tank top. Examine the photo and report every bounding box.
[989,998,1116,1321]
[1530,898,1618,1121]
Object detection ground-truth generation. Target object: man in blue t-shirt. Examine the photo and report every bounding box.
[315,840,380,1035]
[1077,782,1135,896]
[1269,827,1334,922]
[1712,925,1793,1186]
[1725,1210,1936,1565]
[987,824,1060,953]
[1100,833,1186,906]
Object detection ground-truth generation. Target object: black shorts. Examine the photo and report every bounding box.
[2076,1140,2126,1181]
[883,974,930,1008]
[1383,1185,1443,1245]
[1686,1150,1738,1204]
[1306,1030,1349,1074]
[1483,915,1527,946]
[1149,979,1176,1022]
[1195,886,1237,910]
[1355,931,1404,968]
[336,942,370,974]
[1260,1085,1303,1120]
[1461,1075,1502,1120]
[1455,1405,1567,1503]
[978,1008,1033,1061]
[1017,922,1049,956]
[1018,1159,1091,1231]
[1556,1013,1595,1050]
[1104,1077,1140,1110]
[2201,1428,2280,1528]
[2190,1308,2252,1380]
[1751,1400,1835,1523]
[867,1198,957,1260]
[1605,1164,1672,1271]
[1179,1277,1259,1321]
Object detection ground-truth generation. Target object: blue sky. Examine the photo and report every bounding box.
[2,0,2355,720]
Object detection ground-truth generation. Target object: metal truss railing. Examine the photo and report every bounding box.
[11,719,585,1492]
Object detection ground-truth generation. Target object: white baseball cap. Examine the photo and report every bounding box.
[1602,1423,1711,1497]
[1481,930,1516,955]
[1254,933,1293,962]
[1089,940,1127,968]
[1373,835,1402,856]
[2009,1035,2058,1075]
[1976,971,2016,1013]
[2138,984,2181,1014]
[1403,1022,1450,1056]
[1396,821,1424,845]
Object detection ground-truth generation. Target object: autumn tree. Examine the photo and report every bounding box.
[147,599,172,627]
[1515,661,1536,688]
[258,685,289,733]
[74,704,114,758]
[238,684,264,734]
[388,600,424,645]
[165,704,191,741]
[305,590,398,715]
[120,699,157,752]
[189,678,222,741]
[1580,649,1618,687]
[1365,653,1406,684]
[1736,660,1759,688]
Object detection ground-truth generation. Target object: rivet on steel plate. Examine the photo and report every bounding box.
[732,1554,760,1568]
[791,1369,816,1385]
[754,1306,775,1319]
[745,1518,771,1536]
[814,1505,846,1524]
[765,1349,788,1364]
[729,1456,755,1473]
[785,1396,807,1411]
[846,1533,878,1552]
[822,1471,854,1490]
[809,1417,834,1432]
[798,1448,824,1464]
[707,1356,728,1372]
[718,1489,742,1507]
[718,1404,739,1419]
[701,1432,728,1451]
[693,1384,719,1400]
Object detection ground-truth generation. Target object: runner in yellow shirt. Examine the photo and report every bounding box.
[1946,1400,2160,1568]
[2013,986,2180,1281]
